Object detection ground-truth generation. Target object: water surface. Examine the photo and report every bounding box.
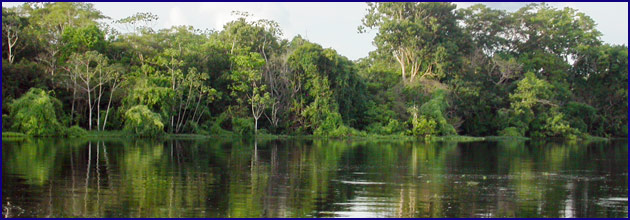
[2,138,627,218]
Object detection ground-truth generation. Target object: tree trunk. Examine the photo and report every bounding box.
[188,92,203,129]
[102,83,117,131]
[170,61,176,133]
[88,87,92,130]
[394,50,406,82]
[102,95,112,131]
[71,76,77,125]
[176,84,194,133]
[6,29,18,64]
[96,75,103,131]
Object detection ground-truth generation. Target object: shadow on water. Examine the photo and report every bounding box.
[2,137,627,217]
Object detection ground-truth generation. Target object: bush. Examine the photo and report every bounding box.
[314,112,343,136]
[231,117,254,136]
[8,88,64,136]
[407,115,438,137]
[184,121,208,135]
[2,131,26,137]
[2,114,10,130]
[365,123,385,135]
[203,113,233,136]
[367,119,403,135]
[499,127,523,137]
[311,112,364,137]
[123,105,164,137]
[65,125,88,137]
[417,90,456,135]
[543,112,580,139]
[329,125,364,137]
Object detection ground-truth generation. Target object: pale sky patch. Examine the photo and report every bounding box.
[2,2,627,60]
[165,7,189,27]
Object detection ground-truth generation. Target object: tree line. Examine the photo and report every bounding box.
[2,2,627,138]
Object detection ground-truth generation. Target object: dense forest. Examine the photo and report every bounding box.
[2,2,627,139]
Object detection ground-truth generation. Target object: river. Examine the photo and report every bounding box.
[2,137,627,217]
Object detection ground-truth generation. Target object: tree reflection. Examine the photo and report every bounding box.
[1,138,627,218]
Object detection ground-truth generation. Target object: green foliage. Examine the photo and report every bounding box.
[313,112,365,137]
[541,112,580,139]
[499,72,581,139]
[9,88,64,136]
[359,2,466,82]
[499,127,523,137]
[2,114,11,130]
[231,117,254,136]
[2,131,26,137]
[313,111,342,136]
[509,72,554,116]
[229,52,265,102]
[366,119,403,135]
[572,44,628,136]
[123,105,164,137]
[124,76,175,120]
[417,90,456,135]
[205,112,233,136]
[561,102,600,134]
[407,114,438,138]
[2,60,47,103]
[1,3,626,139]
[65,125,87,137]
[61,24,106,57]
[287,41,369,133]
[501,72,576,138]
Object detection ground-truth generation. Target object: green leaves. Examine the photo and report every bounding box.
[406,90,456,137]
[9,88,64,136]
[123,105,164,137]
[360,2,464,82]
[1,2,625,138]
[229,52,265,105]
[61,24,106,57]
[500,72,583,139]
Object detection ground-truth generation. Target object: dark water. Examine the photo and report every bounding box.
[2,138,627,218]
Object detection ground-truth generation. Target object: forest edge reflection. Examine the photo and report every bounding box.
[2,137,628,218]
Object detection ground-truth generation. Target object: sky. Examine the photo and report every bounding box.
[2,2,628,60]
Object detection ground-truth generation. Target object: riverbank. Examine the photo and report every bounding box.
[3,130,615,143]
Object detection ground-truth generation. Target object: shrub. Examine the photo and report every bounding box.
[314,112,343,136]
[310,111,365,137]
[66,125,88,137]
[2,131,26,137]
[367,119,403,135]
[417,89,456,135]
[2,114,10,130]
[8,88,64,136]
[543,112,580,139]
[123,105,164,137]
[231,117,254,136]
[499,127,523,137]
[407,115,438,137]
[204,113,233,136]
[385,119,404,135]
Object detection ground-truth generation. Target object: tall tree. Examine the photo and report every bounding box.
[230,52,270,135]
[359,2,464,82]
[2,7,28,64]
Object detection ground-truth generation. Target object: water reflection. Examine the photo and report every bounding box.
[2,138,627,218]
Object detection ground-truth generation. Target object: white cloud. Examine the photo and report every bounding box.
[166,7,189,27]
[198,3,290,31]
